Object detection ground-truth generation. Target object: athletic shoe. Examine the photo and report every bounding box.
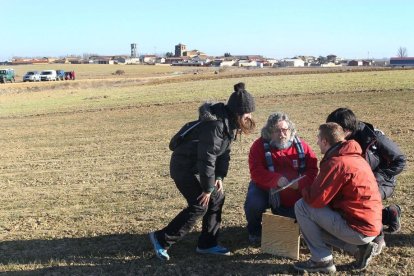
[196,245,231,256]
[354,242,377,270]
[149,232,170,261]
[293,258,336,273]
[384,204,401,234]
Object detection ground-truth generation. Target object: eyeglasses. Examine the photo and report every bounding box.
[274,128,290,134]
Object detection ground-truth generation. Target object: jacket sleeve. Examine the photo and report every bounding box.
[197,121,226,193]
[302,159,345,208]
[215,148,230,180]
[375,134,406,182]
[297,141,319,192]
[249,139,283,190]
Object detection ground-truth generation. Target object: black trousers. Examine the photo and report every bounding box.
[155,169,225,250]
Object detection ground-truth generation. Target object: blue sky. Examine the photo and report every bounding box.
[2,0,413,60]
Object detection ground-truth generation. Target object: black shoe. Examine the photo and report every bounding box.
[294,258,336,273]
[354,242,377,270]
[384,204,401,234]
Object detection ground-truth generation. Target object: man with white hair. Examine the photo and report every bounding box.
[244,112,318,243]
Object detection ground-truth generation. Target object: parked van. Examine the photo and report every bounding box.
[0,68,15,83]
[40,70,57,81]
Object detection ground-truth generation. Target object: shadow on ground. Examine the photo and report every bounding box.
[1,226,411,275]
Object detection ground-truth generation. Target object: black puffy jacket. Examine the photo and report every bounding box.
[351,121,406,198]
[170,102,236,193]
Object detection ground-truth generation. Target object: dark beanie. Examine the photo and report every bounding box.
[227,82,255,115]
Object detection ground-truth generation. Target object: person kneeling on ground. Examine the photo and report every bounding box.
[326,108,406,255]
[293,123,382,273]
[149,83,256,261]
[244,112,318,243]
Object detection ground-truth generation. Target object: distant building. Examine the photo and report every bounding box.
[236,60,258,67]
[140,55,157,64]
[280,58,305,67]
[10,58,49,65]
[115,56,140,64]
[175,43,187,57]
[390,57,414,67]
[348,60,363,66]
[214,59,236,67]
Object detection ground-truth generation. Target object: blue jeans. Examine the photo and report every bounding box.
[244,181,295,236]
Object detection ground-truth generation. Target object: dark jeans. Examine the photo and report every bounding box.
[244,181,295,236]
[155,169,225,250]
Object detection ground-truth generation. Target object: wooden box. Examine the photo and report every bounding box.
[261,212,300,260]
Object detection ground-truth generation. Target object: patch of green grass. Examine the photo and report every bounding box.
[0,70,413,117]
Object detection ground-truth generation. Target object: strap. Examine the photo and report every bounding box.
[263,136,306,175]
[293,136,306,175]
[180,121,202,138]
[263,142,275,172]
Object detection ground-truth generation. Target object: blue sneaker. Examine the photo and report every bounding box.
[196,245,231,256]
[149,232,170,261]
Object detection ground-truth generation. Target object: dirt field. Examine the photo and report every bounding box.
[0,65,412,275]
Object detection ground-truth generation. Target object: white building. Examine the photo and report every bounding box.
[280,58,305,67]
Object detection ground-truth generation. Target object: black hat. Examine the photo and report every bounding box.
[227,82,255,115]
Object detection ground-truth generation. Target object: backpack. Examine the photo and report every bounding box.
[169,120,202,151]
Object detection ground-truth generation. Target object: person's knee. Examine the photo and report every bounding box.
[294,198,306,217]
[189,203,209,217]
[380,185,394,200]
[244,194,267,216]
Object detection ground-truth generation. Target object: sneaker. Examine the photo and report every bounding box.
[384,204,401,234]
[149,232,170,261]
[354,242,377,270]
[293,258,336,273]
[372,233,386,256]
[248,234,261,244]
[196,245,231,256]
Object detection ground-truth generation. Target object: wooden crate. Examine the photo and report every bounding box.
[261,212,300,260]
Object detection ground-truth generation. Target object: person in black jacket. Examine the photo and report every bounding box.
[149,82,256,261]
[326,108,406,255]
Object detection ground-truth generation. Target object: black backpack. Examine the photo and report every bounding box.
[169,120,202,151]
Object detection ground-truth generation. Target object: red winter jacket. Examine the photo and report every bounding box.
[302,140,382,237]
[249,137,318,207]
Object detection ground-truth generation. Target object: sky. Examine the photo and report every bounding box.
[1,0,413,61]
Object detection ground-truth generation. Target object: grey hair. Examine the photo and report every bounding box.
[261,112,296,140]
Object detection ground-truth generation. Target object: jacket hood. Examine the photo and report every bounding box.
[199,102,219,122]
[198,102,230,122]
[323,140,362,162]
[198,102,234,138]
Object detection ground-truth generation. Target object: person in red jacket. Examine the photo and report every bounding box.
[293,123,383,273]
[244,112,318,243]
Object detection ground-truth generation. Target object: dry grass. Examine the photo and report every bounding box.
[0,66,412,275]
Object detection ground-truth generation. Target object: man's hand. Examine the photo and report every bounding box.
[197,192,211,206]
[215,179,224,194]
[277,177,289,188]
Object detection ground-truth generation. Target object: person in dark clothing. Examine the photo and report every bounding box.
[326,108,406,255]
[149,82,256,261]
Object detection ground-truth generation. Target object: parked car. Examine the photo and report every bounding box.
[0,68,15,83]
[23,71,41,82]
[56,69,65,81]
[40,70,57,81]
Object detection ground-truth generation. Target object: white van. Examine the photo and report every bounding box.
[40,70,57,81]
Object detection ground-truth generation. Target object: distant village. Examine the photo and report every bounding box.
[2,43,413,68]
